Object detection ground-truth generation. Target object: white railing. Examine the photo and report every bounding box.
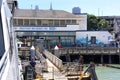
[44,50,63,69]
[0,49,10,80]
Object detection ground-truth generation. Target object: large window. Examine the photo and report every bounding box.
[30,19,36,26]
[13,19,17,25]
[72,20,77,24]
[66,20,71,25]
[54,20,59,26]
[24,19,29,26]
[37,19,41,26]
[41,19,49,26]
[0,14,5,58]
[60,20,65,26]
[14,19,77,26]
[18,19,23,25]
[49,20,53,26]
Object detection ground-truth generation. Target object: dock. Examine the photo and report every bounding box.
[19,46,120,80]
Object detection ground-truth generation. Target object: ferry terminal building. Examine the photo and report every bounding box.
[13,8,87,48]
[13,8,120,64]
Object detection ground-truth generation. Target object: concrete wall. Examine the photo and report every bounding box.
[76,31,114,44]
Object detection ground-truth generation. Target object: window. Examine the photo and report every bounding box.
[18,19,23,26]
[66,20,71,25]
[49,20,53,26]
[30,19,36,26]
[54,20,59,26]
[24,19,29,26]
[13,19,17,25]
[91,36,96,44]
[37,19,41,26]
[41,19,49,26]
[60,20,65,26]
[72,20,76,24]
[0,14,5,58]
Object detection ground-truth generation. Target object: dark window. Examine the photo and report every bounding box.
[66,20,71,25]
[41,19,49,26]
[13,19,17,26]
[0,13,5,58]
[30,19,36,26]
[54,20,59,26]
[91,36,96,44]
[24,19,29,26]
[72,20,76,24]
[49,20,53,26]
[60,20,65,26]
[37,19,41,26]
[18,19,23,26]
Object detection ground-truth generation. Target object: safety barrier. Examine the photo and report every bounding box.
[44,50,63,70]
[57,47,120,55]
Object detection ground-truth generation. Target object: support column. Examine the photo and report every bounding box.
[74,36,76,44]
[119,55,120,64]
[58,36,60,43]
[101,55,103,64]
[109,55,112,64]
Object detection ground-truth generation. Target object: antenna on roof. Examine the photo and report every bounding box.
[31,4,33,9]
[50,2,53,10]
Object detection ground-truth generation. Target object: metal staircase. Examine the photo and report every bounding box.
[25,65,34,80]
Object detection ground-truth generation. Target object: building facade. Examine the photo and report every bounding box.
[13,8,87,48]
[98,16,120,40]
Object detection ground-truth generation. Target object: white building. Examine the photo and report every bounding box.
[13,8,87,47]
[76,31,114,45]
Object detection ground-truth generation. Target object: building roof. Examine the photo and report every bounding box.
[7,0,17,3]
[98,16,120,19]
[14,9,82,19]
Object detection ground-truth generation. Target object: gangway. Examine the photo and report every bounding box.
[78,62,98,80]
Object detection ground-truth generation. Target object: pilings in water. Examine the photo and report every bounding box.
[60,54,120,64]
[119,55,120,64]
[58,48,120,64]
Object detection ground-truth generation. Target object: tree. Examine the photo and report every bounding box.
[97,19,110,30]
[87,14,110,31]
[87,14,98,30]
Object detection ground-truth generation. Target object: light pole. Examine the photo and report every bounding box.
[101,23,103,30]
[86,34,88,54]
[44,32,47,49]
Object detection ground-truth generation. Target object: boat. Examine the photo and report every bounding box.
[0,0,23,80]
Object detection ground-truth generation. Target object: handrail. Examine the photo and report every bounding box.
[0,49,9,79]
[57,47,120,55]
[44,50,63,70]
[0,49,9,68]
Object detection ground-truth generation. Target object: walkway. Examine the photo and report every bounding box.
[35,49,67,80]
[42,59,67,80]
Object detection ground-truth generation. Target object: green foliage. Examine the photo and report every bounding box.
[87,14,110,31]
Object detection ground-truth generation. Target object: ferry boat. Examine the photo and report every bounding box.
[0,0,23,80]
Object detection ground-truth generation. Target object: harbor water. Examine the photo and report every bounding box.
[96,65,120,80]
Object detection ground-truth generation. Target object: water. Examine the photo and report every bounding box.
[96,66,120,80]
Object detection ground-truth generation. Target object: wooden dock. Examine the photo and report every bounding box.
[56,47,120,55]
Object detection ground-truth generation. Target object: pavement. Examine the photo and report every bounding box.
[41,59,67,80]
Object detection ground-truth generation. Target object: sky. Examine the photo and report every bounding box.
[17,0,120,16]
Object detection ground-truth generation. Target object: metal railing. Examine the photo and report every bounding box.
[57,47,120,55]
[44,50,63,70]
[0,50,9,80]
